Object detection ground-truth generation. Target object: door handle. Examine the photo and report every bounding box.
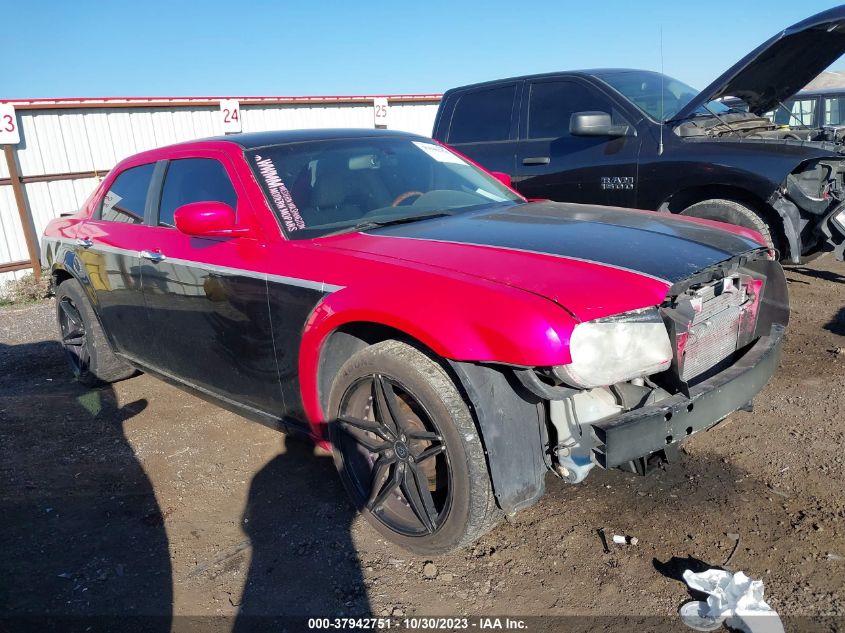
[76,238,93,249]
[522,156,551,165]
[140,249,166,263]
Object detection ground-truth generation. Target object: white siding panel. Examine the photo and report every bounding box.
[24,182,57,237]
[151,111,179,147]
[59,111,96,172]
[389,103,438,137]
[72,177,102,208]
[170,110,198,142]
[0,150,9,180]
[190,109,219,138]
[106,112,138,163]
[0,269,32,286]
[15,114,47,177]
[46,181,81,223]
[129,111,160,152]
[32,113,71,174]
[85,111,118,172]
[0,186,28,265]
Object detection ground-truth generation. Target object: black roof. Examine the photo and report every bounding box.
[442,69,654,94]
[207,127,426,149]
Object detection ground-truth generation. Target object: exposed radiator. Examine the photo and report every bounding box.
[680,277,749,382]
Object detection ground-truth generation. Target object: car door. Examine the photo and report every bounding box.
[442,82,519,175]
[139,152,284,413]
[76,161,158,362]
[514,77,641,206]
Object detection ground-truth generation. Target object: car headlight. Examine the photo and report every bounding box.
[834,207,845,233]
[552,307,673,388]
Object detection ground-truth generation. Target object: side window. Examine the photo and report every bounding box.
[448,84,516,144]
[527,80,619,139]
[99,163,155,224]
[824,96,845,126]
[773,100,794,126]
[158,158,237,227]
[790,98,816,127]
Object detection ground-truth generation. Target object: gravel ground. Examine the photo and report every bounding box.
[0,255,843,631]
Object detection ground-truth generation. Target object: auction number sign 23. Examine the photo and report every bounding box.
[0,103,21,145]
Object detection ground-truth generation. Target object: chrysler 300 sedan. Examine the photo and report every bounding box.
[42,129,789,554]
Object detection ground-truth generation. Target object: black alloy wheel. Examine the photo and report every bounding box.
[337,373,451,536]
[328,340,500,555]
[54,278,135,386]
[58,295,90,378]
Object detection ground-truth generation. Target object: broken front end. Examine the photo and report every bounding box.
[774,156,845,261]
[449,249,788,514]
[536,250,788,483]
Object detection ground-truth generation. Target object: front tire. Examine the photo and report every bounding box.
[328,340,500,555]
[681,198,778,253]
[55,279,134,387]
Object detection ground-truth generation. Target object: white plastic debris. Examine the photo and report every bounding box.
[612,534,639,545]
[680,569,784,633]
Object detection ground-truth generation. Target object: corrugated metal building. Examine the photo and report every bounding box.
[0,94,441,285]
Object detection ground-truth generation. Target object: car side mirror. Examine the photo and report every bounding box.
[570,111,633,137]
[490,171,513,188]
[173,201,251,238]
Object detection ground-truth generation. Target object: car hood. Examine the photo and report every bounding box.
[674,5,845,120]
[320,202,765,321]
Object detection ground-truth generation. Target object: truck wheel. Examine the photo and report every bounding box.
[328,340,501,555]
[55,279,135,387]
[681,199,776,252]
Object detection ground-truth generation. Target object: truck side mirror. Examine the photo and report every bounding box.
[570,111,633,137]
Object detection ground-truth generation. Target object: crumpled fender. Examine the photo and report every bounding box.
[768,192,804,264]
[297,268,579,426]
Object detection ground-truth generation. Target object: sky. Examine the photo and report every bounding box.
[2,0,843,99]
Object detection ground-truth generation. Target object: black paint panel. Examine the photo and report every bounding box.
[77,245,152,361]
[265,282,331,421]
[372,201,763,282]
[141,262,283,413]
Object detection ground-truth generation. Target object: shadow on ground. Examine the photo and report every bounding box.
[824,306,845,336]
[0,336,370,631]
[0,340,171,632]
[232,436,367,632]
[788,265,845,284]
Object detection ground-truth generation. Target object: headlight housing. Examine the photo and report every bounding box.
[834,207,845,233]
[553,307,673,388]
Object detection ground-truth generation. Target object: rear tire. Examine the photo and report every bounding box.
[328,340,501,555]
[55,279,135,387]
[681,198,777,253]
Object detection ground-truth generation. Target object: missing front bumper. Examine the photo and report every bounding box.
[590,324,784,469]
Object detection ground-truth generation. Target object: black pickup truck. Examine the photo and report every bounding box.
[433,6,845,262]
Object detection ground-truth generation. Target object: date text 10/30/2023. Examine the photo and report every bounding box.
[307,617,528,630]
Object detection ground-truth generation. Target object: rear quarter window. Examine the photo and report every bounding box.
[97,163,155,224]
[448,84,516,144]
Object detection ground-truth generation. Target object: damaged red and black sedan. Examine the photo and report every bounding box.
[41,129,789,554]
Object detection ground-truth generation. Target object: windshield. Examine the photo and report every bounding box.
[246,137,523,239]
[594,70,731,122]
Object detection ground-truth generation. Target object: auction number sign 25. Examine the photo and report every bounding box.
[0,103,21,145]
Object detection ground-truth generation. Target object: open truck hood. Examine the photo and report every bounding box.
[674,5,845,120]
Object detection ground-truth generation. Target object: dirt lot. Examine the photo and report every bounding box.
[1,256,843,631]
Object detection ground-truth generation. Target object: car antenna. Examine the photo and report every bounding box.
[658,26,665,156]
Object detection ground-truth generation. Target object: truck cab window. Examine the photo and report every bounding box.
[448,85,516,144]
